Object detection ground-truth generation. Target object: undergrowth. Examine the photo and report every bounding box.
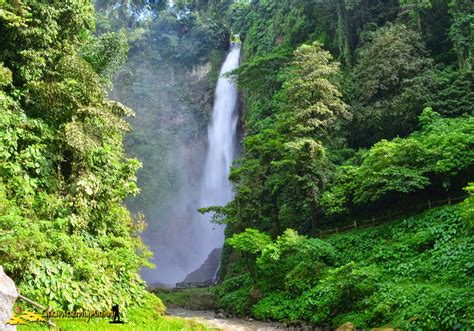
[217,203,474,329]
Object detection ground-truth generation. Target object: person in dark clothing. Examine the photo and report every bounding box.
[110,304,124,324]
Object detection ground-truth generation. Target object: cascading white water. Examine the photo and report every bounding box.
[195,43,241,273]
[141,43,241,286]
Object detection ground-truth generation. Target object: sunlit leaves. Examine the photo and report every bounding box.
[227,228,272,255]
[282,41,349,139]
[322,109,474,215]
[0,0,149,312]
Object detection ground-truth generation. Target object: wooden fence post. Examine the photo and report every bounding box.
[428,200,431,209]
[354,221,357,229]
[448,197,451,205]
[372,216,375,224]
[336,227,338,233]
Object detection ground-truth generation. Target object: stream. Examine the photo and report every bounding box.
[167,308,287,331]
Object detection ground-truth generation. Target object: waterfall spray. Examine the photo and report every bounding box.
[142,43,241,286]
[187,43,241,281]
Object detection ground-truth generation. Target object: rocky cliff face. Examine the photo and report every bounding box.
[0,266,18,331]
[181,248,223,283]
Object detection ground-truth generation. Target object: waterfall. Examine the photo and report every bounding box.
[141,43,241,286]
[195,43,241,275]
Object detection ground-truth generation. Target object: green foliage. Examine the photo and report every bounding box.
[368,283,472,330]
[0,0,95,84]
[295,263,381,325]
[226,228,272,281]
[153,288,217,311]
[350,23,433,146]
[214,274,253,316]
[145,10,228,66]
[319,166,357,217]
[461,182,474,231]
[217,204,474,329]
[125,291,165,324]
[219,41,349,237]
[428,66,474,116]
[448,0,474,70]
[256,229,335,293]
[82,29,129,83]
[228,47,292,100]
[224,0,473,240]
[0,0,150,311]
[221,13,473,323]
[281,41,350,140]
[4,0,471,328]
[226,228,272,255]
[322,109,474,215]
[252,292,297,322]
[215,1,474,329]
[228,0,322,57]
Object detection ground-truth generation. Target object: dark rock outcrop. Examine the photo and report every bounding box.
[182,248,222,283]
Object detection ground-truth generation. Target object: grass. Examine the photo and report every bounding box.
[152,288,217,311]
[17,316,211,331]
[15,292,213,331]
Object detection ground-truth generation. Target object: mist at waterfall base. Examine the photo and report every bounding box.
[140,44,241,286]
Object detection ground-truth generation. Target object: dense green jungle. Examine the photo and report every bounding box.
[0,0,473,330]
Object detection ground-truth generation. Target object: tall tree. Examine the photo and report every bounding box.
[349,23,433,147]
[448,0,474,70]
[281,41,350,141]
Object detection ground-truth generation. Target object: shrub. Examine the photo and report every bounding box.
[214,274,253,316]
